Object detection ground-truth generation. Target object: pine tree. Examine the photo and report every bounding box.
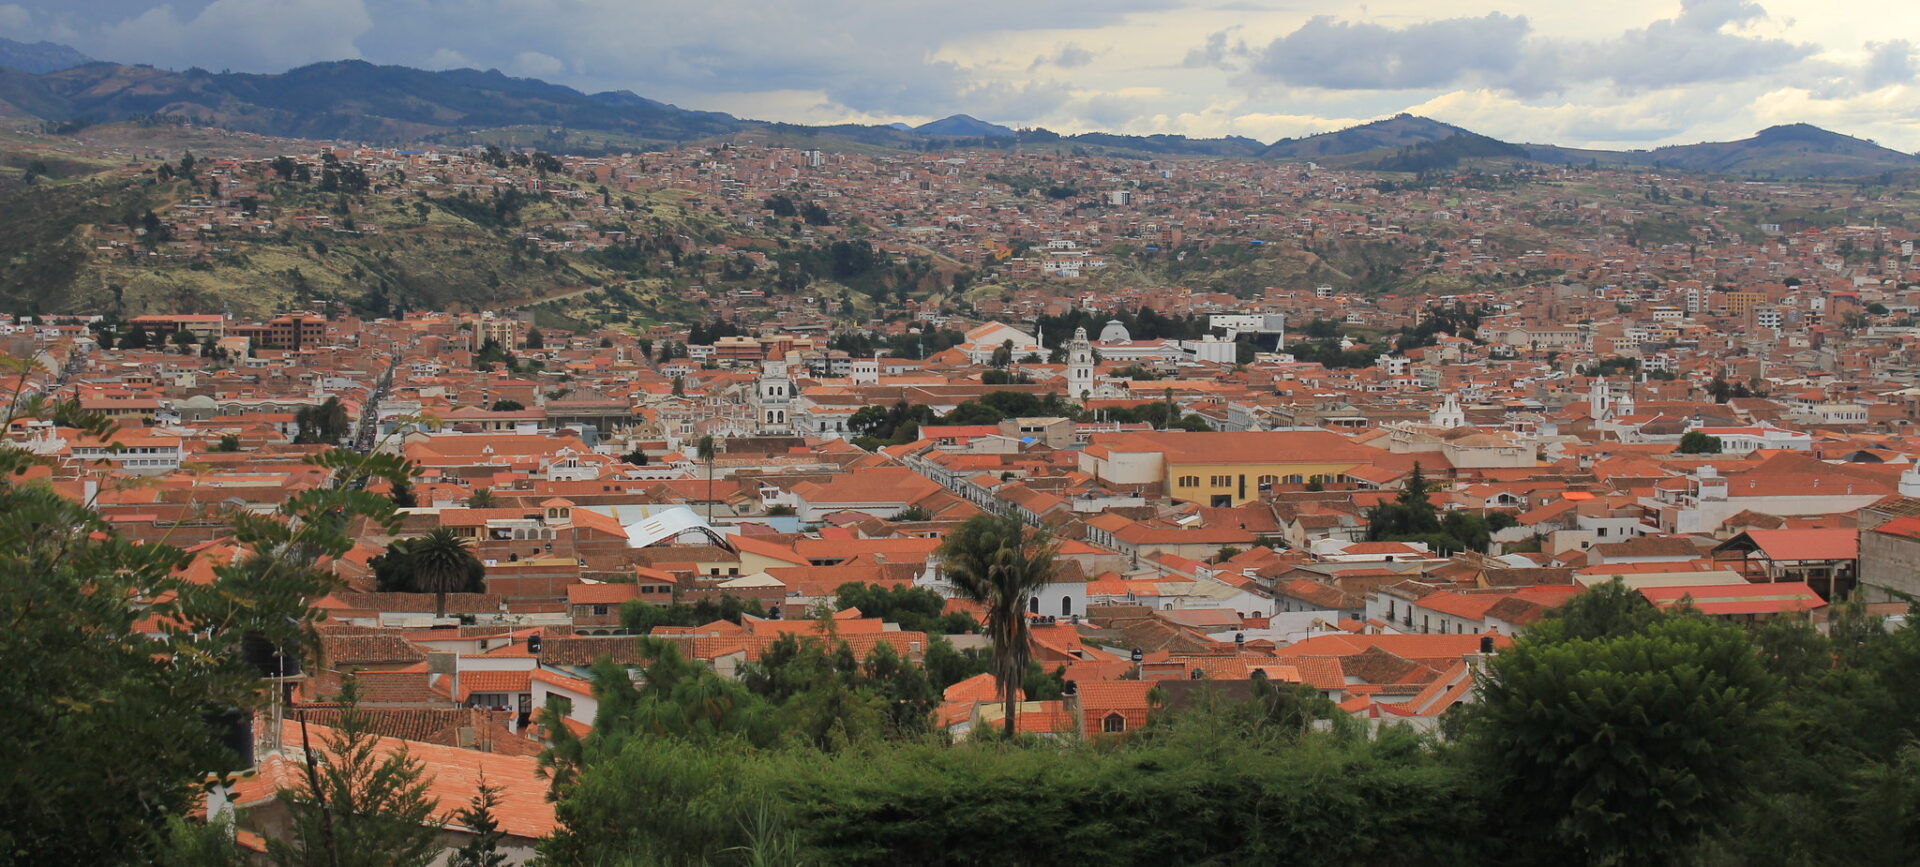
[271,681,442,867]
[448,776,508,867]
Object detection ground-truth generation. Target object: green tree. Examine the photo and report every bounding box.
[273,682,441,867]
[399,528,484,618]
[448,775,508,867]
[294,397,350,444]
[937,514,1059,737]
[468,488,497,508]
[214,434,241,452]
[488,399,525,412]
[1678,431,1723,454]
[698,435,718,522]
[1471,614,1781,866]
[0,404,408,863]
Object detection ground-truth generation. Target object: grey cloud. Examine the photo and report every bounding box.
[1225,0,1813,95]
[1031,43,1096,71]
[1242,13,1531,90]
[16,0,1168,117]
[1183,29,1243,69]
[1577,0,1811,90]
[1862,39,1916,89]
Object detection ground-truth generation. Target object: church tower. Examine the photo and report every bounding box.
[1589,376,1611,421]
[1431,393,1466,429]
[1067,327,1095,403]
[754,360,793,433]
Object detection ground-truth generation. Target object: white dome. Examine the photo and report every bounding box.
[1098,320,1130,343]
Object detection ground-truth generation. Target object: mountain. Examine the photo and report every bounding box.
[1527,124,1920,178]
[914,114,1016,138]
[1261,114,1475,160]
[1336,132,1529,172]
[0,60,749,143]
[0,39,93,75]
[0,59,1908,175]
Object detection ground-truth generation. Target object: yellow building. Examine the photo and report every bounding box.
[1722,290,1769,318]
[1078,430,1387,506]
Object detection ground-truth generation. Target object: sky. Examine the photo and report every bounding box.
[4,0,1917,151]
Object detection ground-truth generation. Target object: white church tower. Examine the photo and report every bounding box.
[1431,393,1466,429]
[754,360,793,434]
[1589,377,1611,421]
[1067,326,1095,403]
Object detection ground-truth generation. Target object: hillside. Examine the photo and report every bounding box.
[0,60,750,144]
[1261,114,1476,160]
[1334,132,1530,173]
[1527,124,1920,178]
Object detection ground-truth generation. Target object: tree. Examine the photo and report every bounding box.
[214,434,241,452]
[468,488,497,508]
[0,401,409,863]
[448,775,508,867]
[123,325,153,348]
[171,329,199,352]
[698,435,718,523]
[1471,613,1781,865]
[399,528,484,618]
[524,328,545,350]
[989,339,1014,369]
[272,681,441,867]
[488,399,525,412]
[1678,431,1723,454]
[294,397,350,445]
[936,514,1059,737]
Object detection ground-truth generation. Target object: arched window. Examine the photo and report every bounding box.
[1284,474,1304,485]
[1103,712,1126,733]
[1029,596,1040,614]
[1062,596,1072,617]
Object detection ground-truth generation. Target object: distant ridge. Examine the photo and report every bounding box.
[0,57,1909,176]
[1525,123,1920,177]
[0,38,93,75]
[914,114,1016,138]
[1261,114,1475,160]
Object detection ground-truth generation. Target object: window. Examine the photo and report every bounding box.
[1178,475,1200,487]
[1210,475,1232,487]
[1062,596,1073,617]
[1284,474,1304,485]
[591,605,608,616]
[1029,596,1040,614]
[1257,475,1278,487]
[1103,712,1127,733]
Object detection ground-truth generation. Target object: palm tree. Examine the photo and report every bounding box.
[468,488,497,508]
[937,514,1059,738]
[404,527,481,619]
[697,435,717,523]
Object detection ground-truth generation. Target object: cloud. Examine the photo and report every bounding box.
[1862,39,1916,89]
[1223,0,1812,95]
[423,48,472,70]
[84,0,371,72]
[1242,13,1533,90]
[0,4,31,30]
[1183,28,1242,69]
[1030,42,1096,71]
[510,51,563,79]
